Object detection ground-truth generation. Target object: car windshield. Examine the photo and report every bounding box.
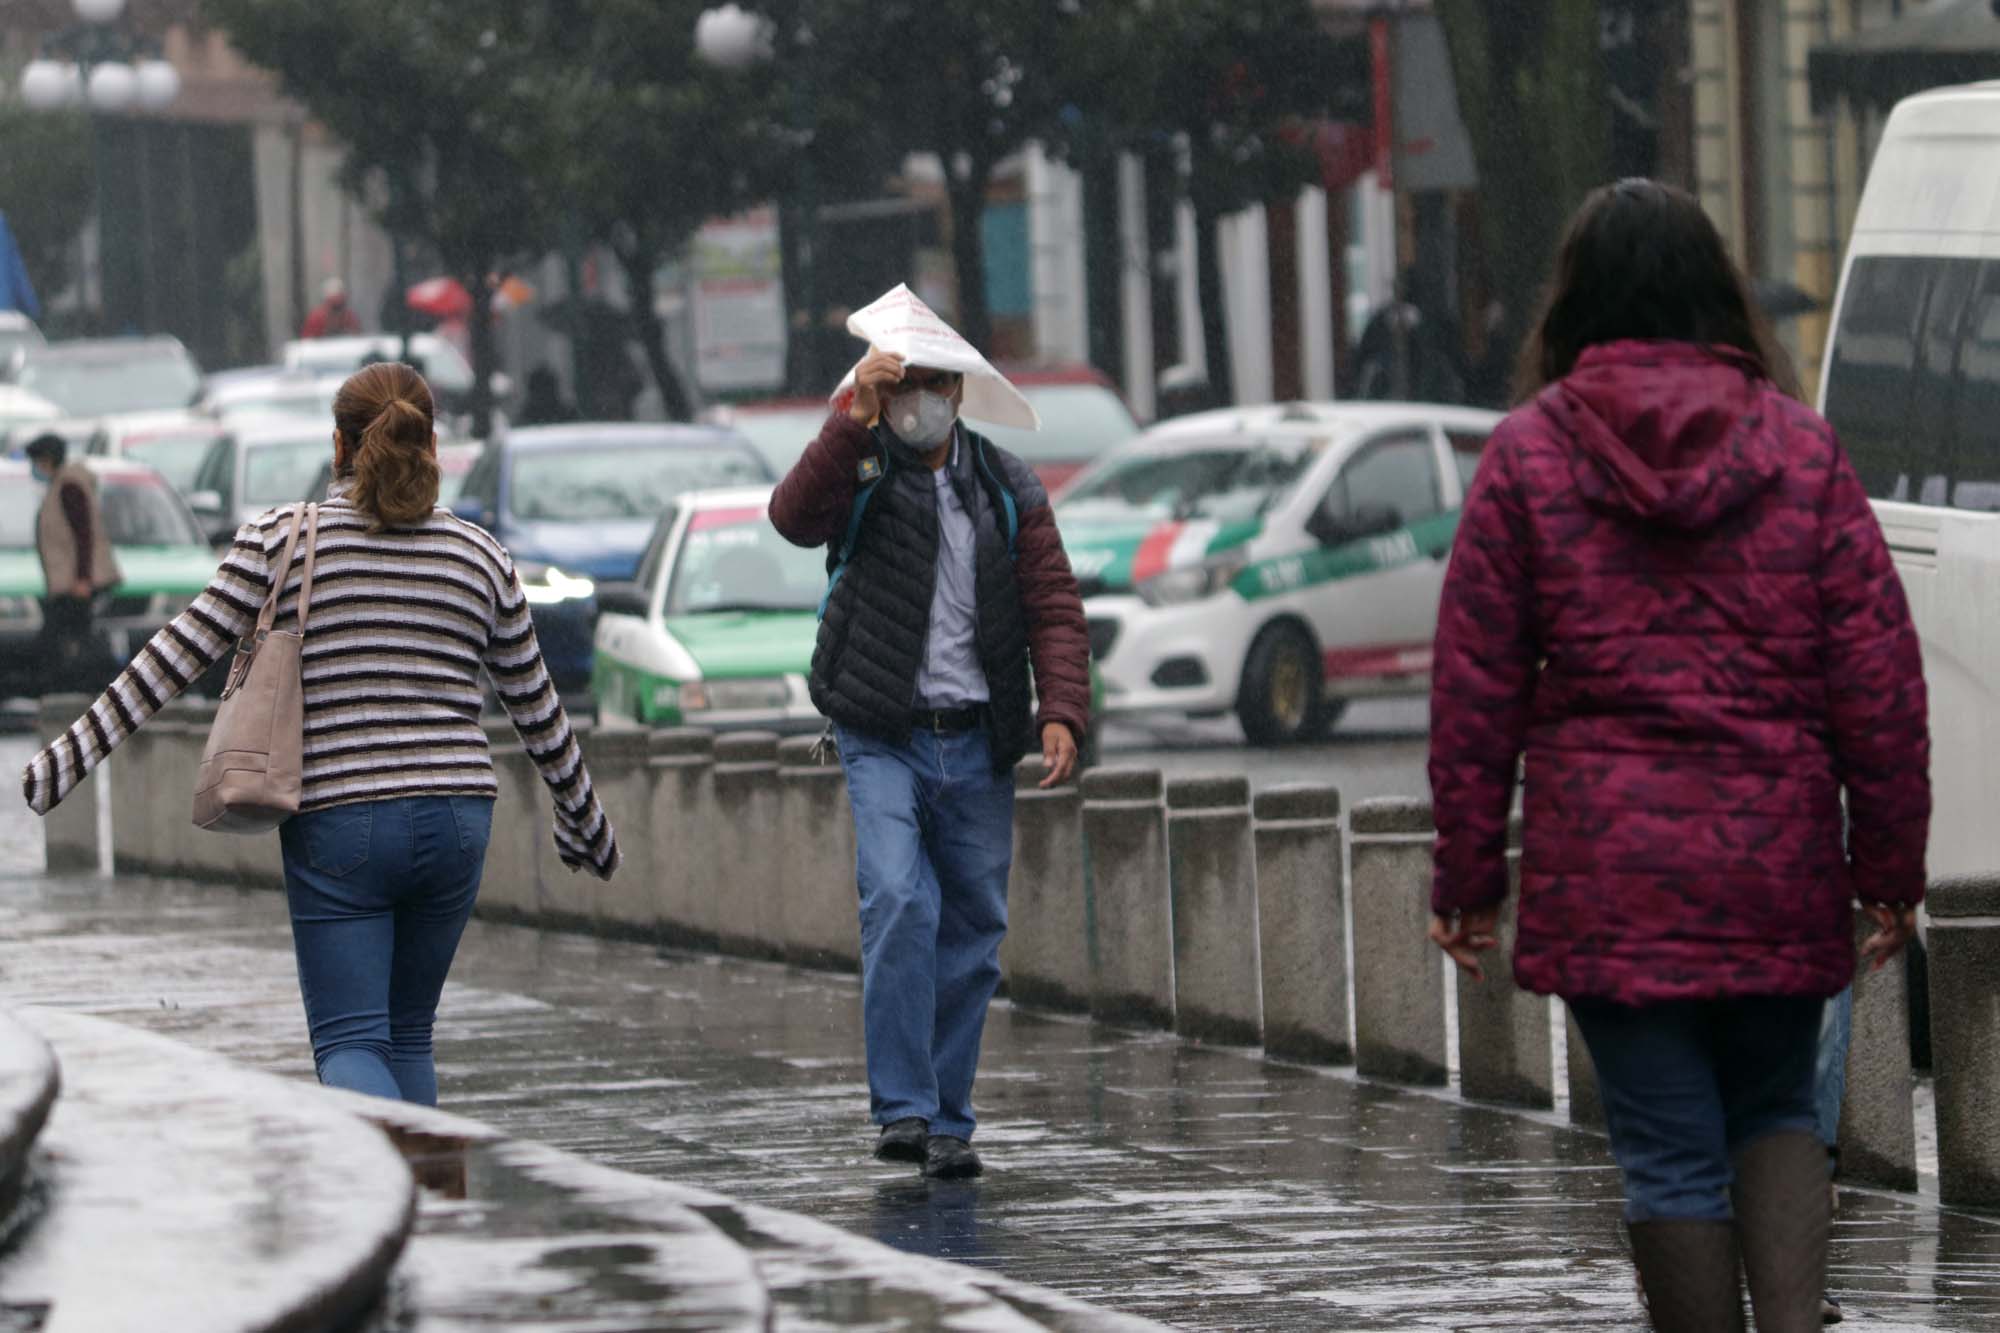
[666,506,824,614]
[244,437,332,506]
[975,384,1139,463]
[436,445,479,503]
[508,445,767,522]
[727,410,827,474]
[119,431,219,494]
[290,340,474,393]
[17,351,202,417]
[1059,439,1323,523]
[0,473,203,549]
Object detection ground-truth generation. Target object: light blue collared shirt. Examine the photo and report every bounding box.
[914,435,989,708]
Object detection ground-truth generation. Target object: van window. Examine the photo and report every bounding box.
[1954,267,2000,512]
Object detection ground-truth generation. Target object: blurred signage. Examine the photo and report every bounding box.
[691,208,787,393]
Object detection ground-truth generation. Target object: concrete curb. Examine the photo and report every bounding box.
[0,1007,59,1228]
[4,1007,416,1333]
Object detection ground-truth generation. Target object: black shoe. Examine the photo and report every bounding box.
[923,1135,983,1180]
[1822,1292,1844,1324]
[874,1117,928,1163]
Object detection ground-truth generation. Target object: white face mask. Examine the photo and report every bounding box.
[888,389,957,447]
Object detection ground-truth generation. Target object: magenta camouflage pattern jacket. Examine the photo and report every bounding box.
[1429,340,1931,1006]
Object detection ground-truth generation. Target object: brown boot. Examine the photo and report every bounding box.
[1628,1220,1746,1331]
[1731,1131,1831,1333]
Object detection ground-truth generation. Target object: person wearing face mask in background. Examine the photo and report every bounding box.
[769,292,1092,1181]
[23,433,118,696]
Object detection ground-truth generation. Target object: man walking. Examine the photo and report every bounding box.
[25,434,118,694]
[302,277,361,339]
[770,287,1091,1180]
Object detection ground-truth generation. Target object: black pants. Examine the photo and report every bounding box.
[37,596,107,696]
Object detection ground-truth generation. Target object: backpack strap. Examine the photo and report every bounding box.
[972,438,1020,560]
[819,439,892,619]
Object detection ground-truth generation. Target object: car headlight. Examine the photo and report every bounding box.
[683,677,790,712]
[517,562,597,606]
[1135,551,1249,608]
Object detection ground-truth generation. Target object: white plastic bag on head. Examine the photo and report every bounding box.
[832,284,1041,431]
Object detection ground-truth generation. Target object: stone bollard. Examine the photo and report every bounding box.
[137,715,190,880]
[1838,909,1918,1190]
[1928,876,2000,1206]
[999,758,1090,1012]
[171,699,229,884]
[1350,799,1446,1085]
[108,720,153,875]
[1166,775,1261,1046]
[710,732,783,959]
[649,729,719,950]
[1564,1010,1605,1129]
[1082,767,1173,1029]
[36,694,100,873]
[777,736,859,971]
[1457,821,1554,1108]
[1253,784,1349,1064]
[576,728,655,939]
[475,718,541,921]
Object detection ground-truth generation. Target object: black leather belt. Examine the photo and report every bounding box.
[912,705,987,734]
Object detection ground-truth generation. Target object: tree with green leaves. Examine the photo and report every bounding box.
[204,0,569,437]
[1437,0,1610,399]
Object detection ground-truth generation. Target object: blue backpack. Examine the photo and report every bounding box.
[819,435,1020,618]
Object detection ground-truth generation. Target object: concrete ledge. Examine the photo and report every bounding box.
[6,1006,415,1333]
[1928,876,2000,918]
[1253,783,1341,823]
[1166,774,1251,812]
[1351,797,1434,836]
[0,1007,59,1226]
[1080,767,1163,803]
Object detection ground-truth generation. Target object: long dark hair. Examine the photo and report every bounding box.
[1513,178,1799,403]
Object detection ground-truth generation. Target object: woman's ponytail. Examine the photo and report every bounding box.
[333,363,441,529]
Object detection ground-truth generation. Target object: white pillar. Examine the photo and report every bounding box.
[1176,199,1203,378]
[1117,152,1156,422]
[1220,204,1273,406]
[1026,142,1089,367]
[1298,188,1336,402]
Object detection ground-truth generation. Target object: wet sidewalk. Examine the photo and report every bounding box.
[2,750,1998,1328]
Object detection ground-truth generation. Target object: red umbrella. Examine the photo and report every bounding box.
[406,276,473,320]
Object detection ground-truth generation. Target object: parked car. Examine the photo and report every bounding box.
[199,366,336,427]
[183,419,339,545]
[452,423,773,695]
[1056,400,1501,745]
[304,438,483,506]
[0,385,61,451]
[281,334,506,422]
[10,337,203,420]
[0,312,44,375]
[83,411,223,496]
[0,457,217,697]
[703,398,833,476]
[592,486,823,731]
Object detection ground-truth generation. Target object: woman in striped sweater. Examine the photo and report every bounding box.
[21,361,619,1105]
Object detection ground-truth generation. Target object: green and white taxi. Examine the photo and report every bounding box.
[591,485,823,732]
[1056,400,1501,745]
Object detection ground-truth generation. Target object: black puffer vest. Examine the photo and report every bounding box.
[811,428,1033,770]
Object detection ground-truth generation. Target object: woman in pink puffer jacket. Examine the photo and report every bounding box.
[1428,180,1930,1332]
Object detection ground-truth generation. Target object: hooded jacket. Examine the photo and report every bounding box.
[1430,340,1930,1005]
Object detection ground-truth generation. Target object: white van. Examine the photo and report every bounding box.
[1819,81,2000,879]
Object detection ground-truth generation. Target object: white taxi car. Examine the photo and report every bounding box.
[1055,401,1501,745]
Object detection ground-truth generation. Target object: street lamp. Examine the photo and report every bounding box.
[694,4,821,393]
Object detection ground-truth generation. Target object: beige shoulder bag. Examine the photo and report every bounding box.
[192,502,320,833]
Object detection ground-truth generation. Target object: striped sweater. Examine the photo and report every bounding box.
[21,492,619,879]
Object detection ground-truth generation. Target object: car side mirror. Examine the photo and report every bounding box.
[593,580,650,619]
[1308,502,1401,548]
[186,490,223,518]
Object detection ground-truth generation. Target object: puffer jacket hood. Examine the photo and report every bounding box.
[1544,341,1787,531]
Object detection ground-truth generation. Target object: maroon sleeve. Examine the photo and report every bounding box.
[1817,446,1931,907]
[1428,424,1536,915]
[59,483,93,584]
[1015,502,1091,741]
[768,412,877,548]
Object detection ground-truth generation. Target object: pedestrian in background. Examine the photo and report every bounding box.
[22,362,619,1106]
[769,288,1091,1180]
[302,277,361,339]
[1426,180,1929,1331]
[24,432,118,695]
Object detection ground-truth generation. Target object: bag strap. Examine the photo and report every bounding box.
[972,439,1020,559]
[294,502,321,636]
[254,503,310,639]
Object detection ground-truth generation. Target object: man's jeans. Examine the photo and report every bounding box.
[279,795,492,1105]
[837,723,1013,1141]
[1571,995,1823,1222]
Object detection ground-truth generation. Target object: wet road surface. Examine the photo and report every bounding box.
[1100,699,1429,800]
[2,739,1997,1329]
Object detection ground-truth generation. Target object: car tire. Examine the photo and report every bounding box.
[1238,622,1331,747]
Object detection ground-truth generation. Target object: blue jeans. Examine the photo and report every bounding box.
[1814,987,1854,1160]
[837,723,1014,1141]
[1571,995,1823,1223]
[279,795,493,1105]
